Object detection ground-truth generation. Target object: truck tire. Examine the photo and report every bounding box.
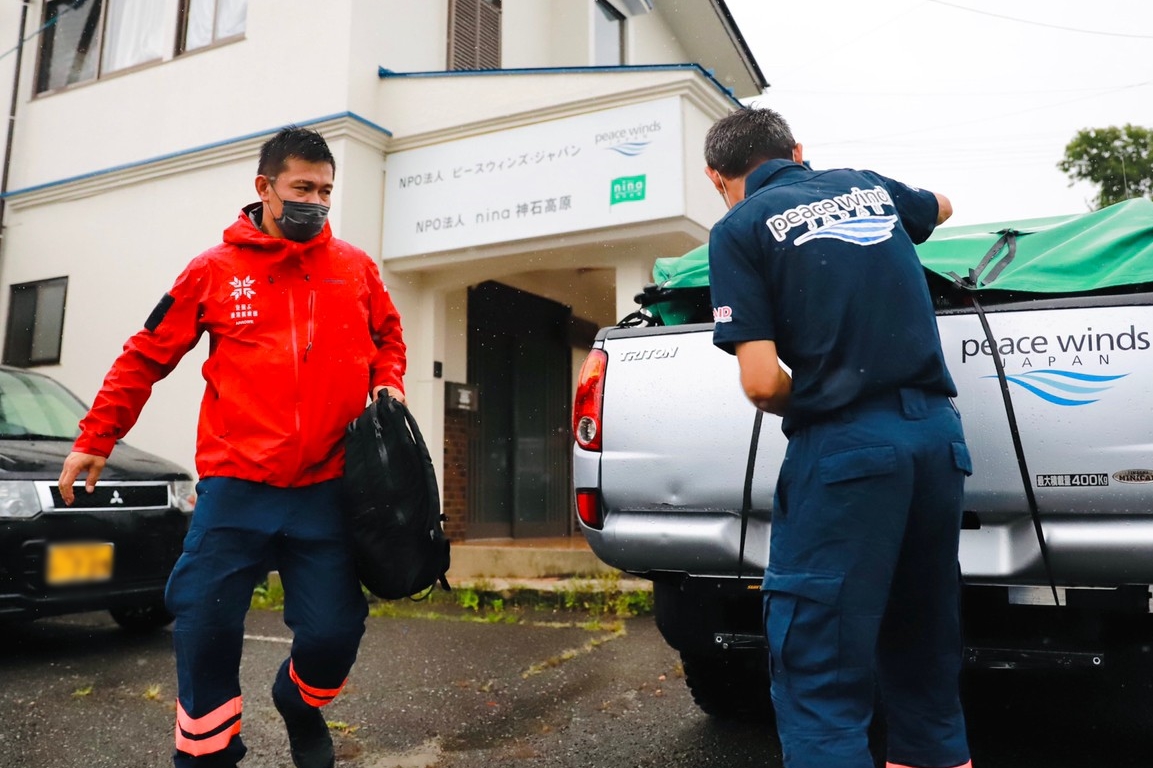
[109,603,174,633]
[680,651,774,722]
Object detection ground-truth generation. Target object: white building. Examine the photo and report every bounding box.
[0,0,766,542]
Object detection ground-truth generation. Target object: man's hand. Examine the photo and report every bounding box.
[372,385,406,404]
[58,452,108,506]
[934,192,953,225]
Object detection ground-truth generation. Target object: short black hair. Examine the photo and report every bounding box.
[258,126,336,178]
[704,107,795,178]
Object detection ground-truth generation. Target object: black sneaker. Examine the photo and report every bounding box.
[272,684,334,768]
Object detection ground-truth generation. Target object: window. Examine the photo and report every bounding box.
[177,0,248,54]
[4,278,68,368]
[594,0,625,66]
[37,0,166,93]
[448,0,501,71]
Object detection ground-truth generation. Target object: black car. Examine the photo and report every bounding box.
[0,365,194,631]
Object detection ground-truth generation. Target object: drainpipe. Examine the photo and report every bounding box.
[0,0,32,253]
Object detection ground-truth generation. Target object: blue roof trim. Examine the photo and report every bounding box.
[377,63,741,106]
[3,112,392,200]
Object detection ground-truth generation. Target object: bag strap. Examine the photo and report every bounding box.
[945,274,1060,607]
[967,295,1059,606]
[945,229,1018,289]
[736,409,765,584]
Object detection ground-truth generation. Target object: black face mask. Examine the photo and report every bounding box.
[268,182,329,242]
[274,200,329,242]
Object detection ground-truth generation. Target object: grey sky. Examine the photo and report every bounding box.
[725,0,1153,226]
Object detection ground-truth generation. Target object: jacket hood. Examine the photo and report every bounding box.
[224,202,334,253]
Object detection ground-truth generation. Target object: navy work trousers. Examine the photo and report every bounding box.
[164,477,368,767]
[765,389,972,768]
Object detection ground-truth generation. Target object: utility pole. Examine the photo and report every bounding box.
[0,0,32,253]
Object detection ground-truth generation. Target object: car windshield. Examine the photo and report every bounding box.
[0,368,88,439]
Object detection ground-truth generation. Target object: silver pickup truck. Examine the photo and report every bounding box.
[572,198,1153,718]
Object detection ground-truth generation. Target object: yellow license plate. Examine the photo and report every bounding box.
[46,542,114,585]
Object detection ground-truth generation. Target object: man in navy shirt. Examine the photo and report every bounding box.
[705,107,972,768]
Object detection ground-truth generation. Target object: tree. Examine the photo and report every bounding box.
[1058,124,1153,210]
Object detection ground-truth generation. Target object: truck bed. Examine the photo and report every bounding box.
[576,293,1153,587]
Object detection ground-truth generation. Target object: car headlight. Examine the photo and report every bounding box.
[170,479,196,514]
[0,481,43,519]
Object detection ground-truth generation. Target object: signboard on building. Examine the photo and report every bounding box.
[382,97,685,259]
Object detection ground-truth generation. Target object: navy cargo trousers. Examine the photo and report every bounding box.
[765,389,973,768]
[164,477,368,767]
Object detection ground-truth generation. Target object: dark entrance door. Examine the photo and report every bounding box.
[467,281,572,539]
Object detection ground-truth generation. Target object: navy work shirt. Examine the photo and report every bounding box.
[709,159,956,434]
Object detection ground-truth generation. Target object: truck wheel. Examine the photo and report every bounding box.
[680,651,774,722]
[109,603,174,633]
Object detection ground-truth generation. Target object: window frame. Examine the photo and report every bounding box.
[35,0,107,95]
[593,0,626,67]
[34,0,247,95]
[3,277,69,369]
[175,0,248,57]
[35,0,171,95]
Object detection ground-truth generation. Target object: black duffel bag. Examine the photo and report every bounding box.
[341,392,451,600]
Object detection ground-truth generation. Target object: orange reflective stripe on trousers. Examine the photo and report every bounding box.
[175,696,242,756]
[289,659,346,707]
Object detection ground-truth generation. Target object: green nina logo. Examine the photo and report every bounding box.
[611,174,647,205]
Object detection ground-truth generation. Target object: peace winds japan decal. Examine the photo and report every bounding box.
[959,324,1149,406]
[969,320,1153,491]
[984,369,1127,406]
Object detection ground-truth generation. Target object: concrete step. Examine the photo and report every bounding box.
[447,537,619,580]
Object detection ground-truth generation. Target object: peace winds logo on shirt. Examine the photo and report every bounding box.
[767,186,899,246]
[794,215,898,246]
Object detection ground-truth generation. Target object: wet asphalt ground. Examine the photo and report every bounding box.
[2,604,1153,768]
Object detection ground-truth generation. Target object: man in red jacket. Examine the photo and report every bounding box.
[57,126,406,768]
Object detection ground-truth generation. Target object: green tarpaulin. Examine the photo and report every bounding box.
[647,197,1153,298]
[916,197,1153,292]
[653,242,710,290]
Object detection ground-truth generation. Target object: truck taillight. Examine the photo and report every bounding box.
[573,348,607,452]
[575,488,603,529]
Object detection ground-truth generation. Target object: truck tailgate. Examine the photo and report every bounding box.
[584,324,785,576]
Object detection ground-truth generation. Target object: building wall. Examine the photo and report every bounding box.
[6,0,753,195]
[442,408,470,542]
[547,0,596,67]
[625,6,690,64]
[353,0,449,77]
[440,286,469,543]
[11,0,359,191]
[500,0,553,68]
[0,1,761,532]
[684,101,731,234]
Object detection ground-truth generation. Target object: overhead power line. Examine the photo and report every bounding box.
[769,84,1140,98]
[925,0,1153,39]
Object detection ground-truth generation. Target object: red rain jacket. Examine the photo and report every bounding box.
[73,204,407,487]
